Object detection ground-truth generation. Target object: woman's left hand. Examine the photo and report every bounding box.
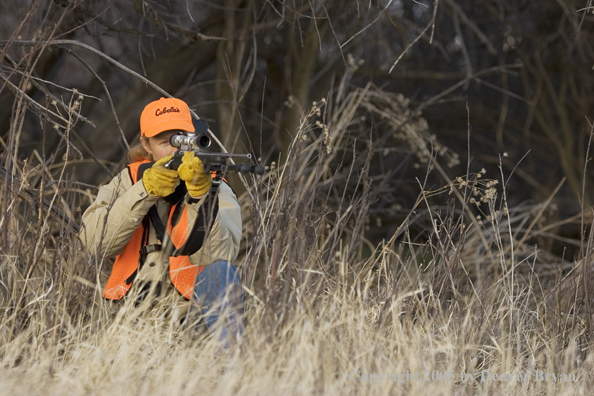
[178,151,212,197]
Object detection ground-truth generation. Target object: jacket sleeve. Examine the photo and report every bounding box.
[186,182,242,267]
[80,169,158,257]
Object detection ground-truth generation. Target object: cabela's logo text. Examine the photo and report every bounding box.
[155,106,180,116]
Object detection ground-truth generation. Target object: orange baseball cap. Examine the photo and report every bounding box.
[140,97,195,137]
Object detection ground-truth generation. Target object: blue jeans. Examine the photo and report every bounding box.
[190,260,243,345]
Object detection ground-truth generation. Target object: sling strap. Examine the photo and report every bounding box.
[169,179,220,257]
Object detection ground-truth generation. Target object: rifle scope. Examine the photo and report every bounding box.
[169,133,211,150]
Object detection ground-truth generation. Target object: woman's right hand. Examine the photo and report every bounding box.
[142,154,180,197]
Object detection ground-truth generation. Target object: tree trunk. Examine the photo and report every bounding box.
[281,19,324,156]
[215,0,254,194]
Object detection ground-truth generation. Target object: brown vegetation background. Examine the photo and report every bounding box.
[2,0,593,250]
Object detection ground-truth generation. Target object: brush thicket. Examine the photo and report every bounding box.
[0,84,591,396]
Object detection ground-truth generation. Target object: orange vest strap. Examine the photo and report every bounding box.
[168,205,203,299]
[128,160,150,183]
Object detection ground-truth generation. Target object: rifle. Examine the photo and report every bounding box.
[164,119,265,175]
[156,120,262,257]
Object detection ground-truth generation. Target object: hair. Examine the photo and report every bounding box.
[128,136,152,163]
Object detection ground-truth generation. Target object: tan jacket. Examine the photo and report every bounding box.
[80,166,242,289]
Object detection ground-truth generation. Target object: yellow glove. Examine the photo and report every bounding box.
[142,154,180,197]
[178,151,212,198]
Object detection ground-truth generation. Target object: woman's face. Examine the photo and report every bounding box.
[141,130,180,161]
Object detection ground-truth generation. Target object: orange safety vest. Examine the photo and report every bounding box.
[102,160,204,300]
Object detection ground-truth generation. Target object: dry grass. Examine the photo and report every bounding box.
[0,84,593,396]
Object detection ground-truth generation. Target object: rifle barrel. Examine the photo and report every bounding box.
[194,151,252,160]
